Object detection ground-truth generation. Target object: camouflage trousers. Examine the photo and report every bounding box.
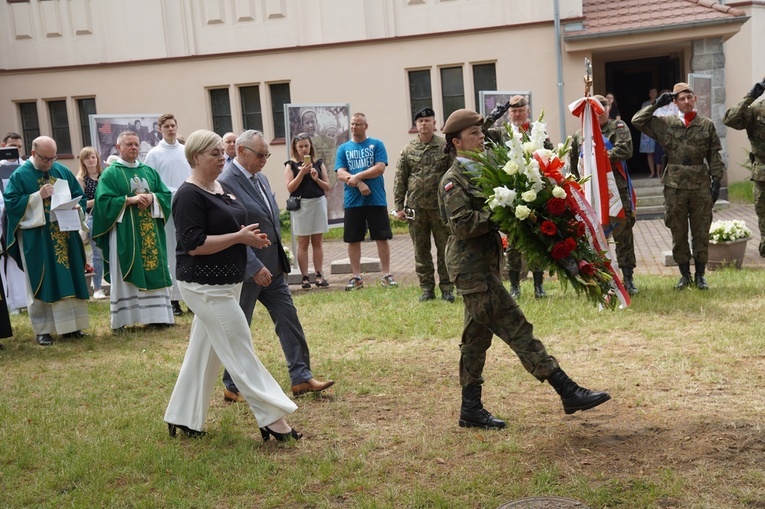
[754,181,765,257]
[504,244,542,273]
[408,208,453,293]
[458,273,559,387]
[664,187,713,265]
[612,184,636,269]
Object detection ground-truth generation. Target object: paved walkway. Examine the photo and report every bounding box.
[312,202,763,289]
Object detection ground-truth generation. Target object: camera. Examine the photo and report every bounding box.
[0,147,20,160]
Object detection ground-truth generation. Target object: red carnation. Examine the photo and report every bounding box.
[547,198,566,216]
[578,260,596,276]
[501,236,508,250]
[564,237,577,251]
[540,220,557,236]
[551,241,572,260]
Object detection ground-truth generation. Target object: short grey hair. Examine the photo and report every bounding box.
[184,129,221,167]
[235,130,265,149]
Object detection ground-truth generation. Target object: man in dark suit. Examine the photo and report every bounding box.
[218,130,335,401]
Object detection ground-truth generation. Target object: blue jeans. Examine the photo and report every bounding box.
[87,214,103,290]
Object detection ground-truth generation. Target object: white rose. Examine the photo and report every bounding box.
[515,205,531,220]
[521,190,537,202]
[552,186,567,199]
[503,161,520,175]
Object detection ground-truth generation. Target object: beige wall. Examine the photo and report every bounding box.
[724,4,765,182]
[0,0,583,68]
[0,24,586,207]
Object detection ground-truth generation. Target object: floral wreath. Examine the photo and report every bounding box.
[473,112,624,309]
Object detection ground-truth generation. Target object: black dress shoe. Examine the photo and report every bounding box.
[171,301,184,316]
[62,330,86,339]
[36,334,54,346]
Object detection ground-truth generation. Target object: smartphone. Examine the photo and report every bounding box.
[303,155,311,165]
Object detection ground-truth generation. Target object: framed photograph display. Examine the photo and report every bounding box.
[89,114,161,163]
[687,73,712,119]
[284,104,350,225]
[479,91,532,128]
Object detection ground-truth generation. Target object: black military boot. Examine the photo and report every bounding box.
[508,271,521,299]
[547,369,611,415]
[622,267,638,295]
[458,385,506,429]
[694,263,709,290]
[675,262,692,290]
[171,301,184,316]
[532,271,547,299]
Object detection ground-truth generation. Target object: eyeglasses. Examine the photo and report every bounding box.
[241,146,271,159]
[36,153,58,163]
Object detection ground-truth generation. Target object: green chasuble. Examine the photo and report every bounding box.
[91,160,173,290]
[3,160,90,302]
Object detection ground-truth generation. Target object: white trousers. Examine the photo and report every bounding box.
[164,280,297,431]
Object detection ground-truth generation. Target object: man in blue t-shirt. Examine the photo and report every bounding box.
[335,113,397,291]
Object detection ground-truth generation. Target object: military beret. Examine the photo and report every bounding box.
[673,82,694,95]
[442,109,483,135]
[509,95,528,108]
[593,94,608,106]
[414,107,436,121]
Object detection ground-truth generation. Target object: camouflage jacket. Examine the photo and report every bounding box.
[632,104,724,189]
[394,134,452,210]
[438,157,503,292]
[723,95,765,182]
[570,119,633,189]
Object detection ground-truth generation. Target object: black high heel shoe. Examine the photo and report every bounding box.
[259,426,302,442]
[168,423,207,438]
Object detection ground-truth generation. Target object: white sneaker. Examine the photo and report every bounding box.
[93,289,106,299]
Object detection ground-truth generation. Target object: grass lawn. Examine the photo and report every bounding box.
[2,267,765,508]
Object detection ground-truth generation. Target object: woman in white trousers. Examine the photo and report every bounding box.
[164,129,301,441]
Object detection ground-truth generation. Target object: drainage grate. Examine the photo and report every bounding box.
[497,497,590,508]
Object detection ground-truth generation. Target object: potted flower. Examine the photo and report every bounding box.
[708,219,752,270]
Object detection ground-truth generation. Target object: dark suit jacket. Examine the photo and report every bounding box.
[219,161,290,280]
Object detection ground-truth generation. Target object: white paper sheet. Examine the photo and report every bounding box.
[49,179,82,231]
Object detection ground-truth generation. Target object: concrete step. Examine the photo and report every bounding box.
[636,195,665,207]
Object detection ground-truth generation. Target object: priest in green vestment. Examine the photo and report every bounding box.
[3,136,90,346]
[91,130,175,329]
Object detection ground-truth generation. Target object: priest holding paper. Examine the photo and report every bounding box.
[3,136,90,346]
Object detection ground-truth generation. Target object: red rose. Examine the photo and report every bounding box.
[551,241,571,260]
[578,260,596,276]
[540,220,557,236]
[547,198,566,216]
[564,237,577,251]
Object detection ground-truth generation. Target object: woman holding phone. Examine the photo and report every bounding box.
[284,133,330,289]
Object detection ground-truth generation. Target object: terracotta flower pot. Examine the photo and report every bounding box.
[707,237,749,270]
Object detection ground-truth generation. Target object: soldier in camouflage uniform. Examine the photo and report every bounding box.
[723,78,765,257]
[394,107,455,302]
[437,109,610,430]
[633,83,724,290]
[481,95,550,298]
[570,95,638,294]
